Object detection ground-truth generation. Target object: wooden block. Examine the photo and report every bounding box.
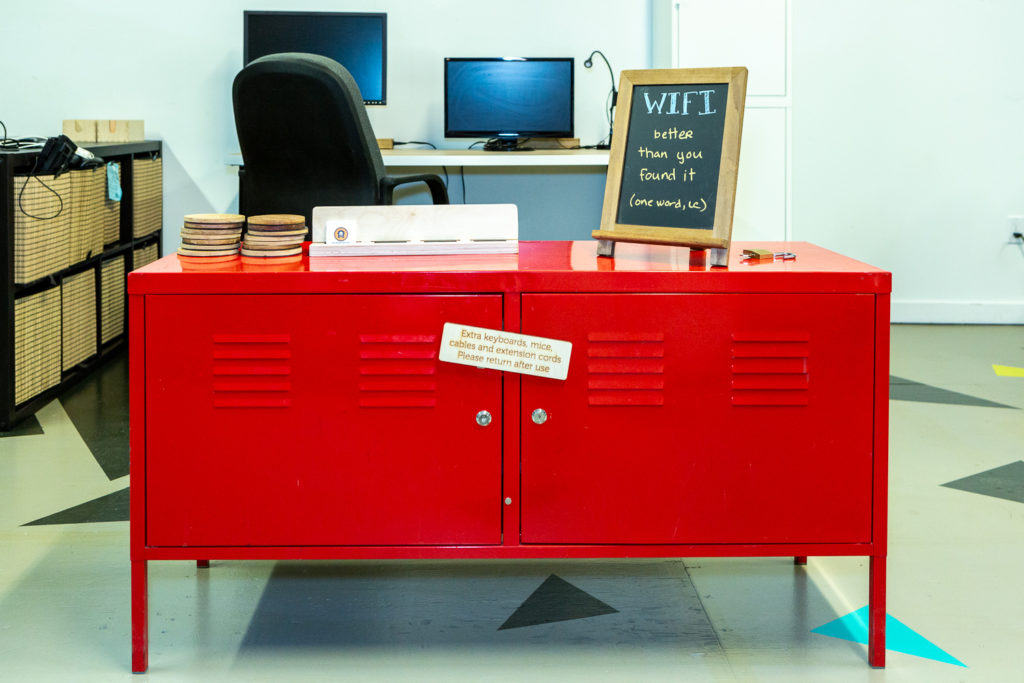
[377,138,395,150]
[62,119,98,143]
[96,120,145,142]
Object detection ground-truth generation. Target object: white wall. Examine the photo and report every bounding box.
[792,0,1024,323]
[655,0,1024,323]
[658,0,793,244]
[2,0,652,246]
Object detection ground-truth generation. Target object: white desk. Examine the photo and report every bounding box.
[381,148,609,167]
[224,147,610,241]
[228,149,610,168]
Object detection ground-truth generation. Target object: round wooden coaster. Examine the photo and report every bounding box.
[244,227,308,238]
[243,227,307,235]
[242,240,303,250]
[247,214,305,227]
[240,246,303,257]
[178,241,242,251]
[181,228,243,238]
[242,240,302,250]
[241,254,303,266]
[183,222,245,232]
[184,213,246,224]
[241,241,301,249]
[177,253,240,264]
[181,236,241,246]
[178,245,240,257]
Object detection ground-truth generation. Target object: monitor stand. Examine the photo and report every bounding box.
[483,137,534,152]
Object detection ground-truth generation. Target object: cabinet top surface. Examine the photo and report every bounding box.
[129,241,891,295]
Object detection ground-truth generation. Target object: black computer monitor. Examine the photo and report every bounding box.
[444,58,574,150]
[243,11,387,106]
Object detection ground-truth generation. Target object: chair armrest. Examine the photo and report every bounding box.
[380,173,450,205]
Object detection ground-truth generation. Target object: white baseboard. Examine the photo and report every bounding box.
[892,300,1024,324]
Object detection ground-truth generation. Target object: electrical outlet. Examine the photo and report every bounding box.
[1008,216,1024,244]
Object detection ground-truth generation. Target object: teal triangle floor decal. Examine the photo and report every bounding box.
[812,606,966,667]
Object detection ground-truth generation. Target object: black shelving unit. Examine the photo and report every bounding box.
[1,140,162,429]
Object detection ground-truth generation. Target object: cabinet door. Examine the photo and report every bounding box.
[521,293,876,545]
[145,294,503,547]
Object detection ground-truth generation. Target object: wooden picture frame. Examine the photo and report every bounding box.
[593,67,747,265]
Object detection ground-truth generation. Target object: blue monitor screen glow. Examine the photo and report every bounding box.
[244,11,387,105]
[445,58,574,146]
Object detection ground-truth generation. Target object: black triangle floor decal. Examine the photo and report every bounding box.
[23,487,130,526]
[498,574,618,630]
[942,460,1024,505]
[889,376,1016,409]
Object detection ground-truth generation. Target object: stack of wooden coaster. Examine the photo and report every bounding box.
[242,214,307,257]
[177,214,244,258]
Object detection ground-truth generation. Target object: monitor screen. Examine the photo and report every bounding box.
[244,11,387,106]
[445,58,574,142]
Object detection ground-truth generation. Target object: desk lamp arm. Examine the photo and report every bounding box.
[584,49,618,149]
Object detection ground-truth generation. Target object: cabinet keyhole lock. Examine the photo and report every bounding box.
[476,410,492,427]
[531,408,548,425]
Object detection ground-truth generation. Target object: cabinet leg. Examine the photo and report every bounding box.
[131,560,148,673]
[794,556,808,565]
[197,560,210,569]
[868,555,886,668]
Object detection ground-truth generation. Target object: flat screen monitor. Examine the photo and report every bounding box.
[445,58,574,150]
[244,11,387,106]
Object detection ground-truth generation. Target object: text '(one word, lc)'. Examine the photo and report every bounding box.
[643,90,717,116]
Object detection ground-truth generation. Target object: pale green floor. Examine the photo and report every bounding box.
[0,324,1021,682]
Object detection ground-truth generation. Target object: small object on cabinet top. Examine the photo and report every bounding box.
[742,248,796,261]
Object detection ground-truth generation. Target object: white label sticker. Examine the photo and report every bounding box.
[439,323,571,380]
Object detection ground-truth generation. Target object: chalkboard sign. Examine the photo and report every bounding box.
[593,67,747,264]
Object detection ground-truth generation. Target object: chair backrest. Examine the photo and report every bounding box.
[232,53,387,228]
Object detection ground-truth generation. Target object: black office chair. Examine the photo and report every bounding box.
[232,53,448,232]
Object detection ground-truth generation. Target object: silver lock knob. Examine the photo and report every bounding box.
[476,410,492,427]
[531,408,548,425]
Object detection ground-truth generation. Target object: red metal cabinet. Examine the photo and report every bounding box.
[144,294,503,547]
[520,293,875,544]
[130,241,891,672]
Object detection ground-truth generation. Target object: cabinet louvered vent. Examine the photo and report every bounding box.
[730,332,810,406]
[358,333,438,408]
[212,333,292,408]
[586,332,666,406]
